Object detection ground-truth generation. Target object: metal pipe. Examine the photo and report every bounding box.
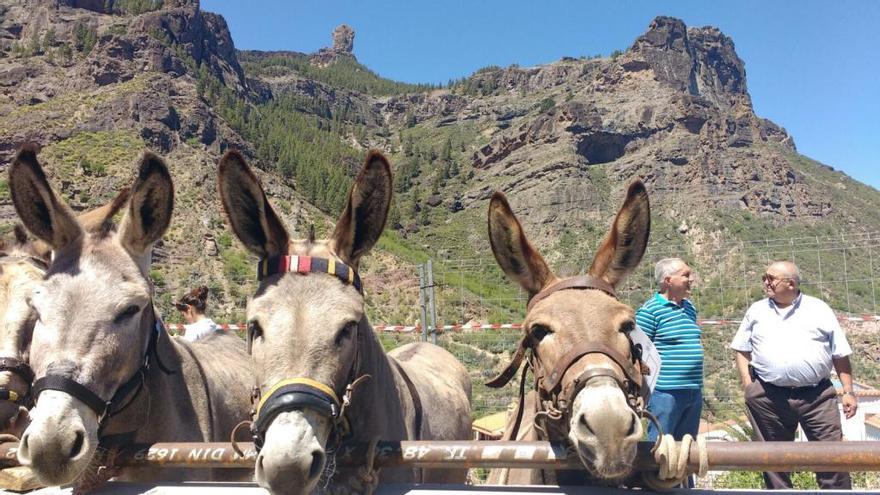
[2,441,880,472]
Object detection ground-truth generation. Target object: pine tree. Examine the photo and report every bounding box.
[441,138,453,162]
[43,28,56,49]
[388,199,402,229]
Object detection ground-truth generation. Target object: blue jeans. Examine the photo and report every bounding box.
[646,388,703,442]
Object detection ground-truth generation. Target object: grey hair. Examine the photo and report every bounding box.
[655,258,686,286]
[771,261,800,285]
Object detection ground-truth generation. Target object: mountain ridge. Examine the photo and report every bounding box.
[0,1,878,324]
[3,0,880,427]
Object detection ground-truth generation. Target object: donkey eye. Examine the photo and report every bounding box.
[113,305,141,324]
[26,297,41,323]
[248,320,263,341]
[530,324,553,343]
[335,321,358,347]
[619,320,635,334]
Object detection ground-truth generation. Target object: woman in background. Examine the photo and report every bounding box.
[175,286,220,341]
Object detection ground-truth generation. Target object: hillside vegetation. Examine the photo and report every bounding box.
[0,2,878,433]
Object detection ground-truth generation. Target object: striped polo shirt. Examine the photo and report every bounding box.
[635,293,704,390]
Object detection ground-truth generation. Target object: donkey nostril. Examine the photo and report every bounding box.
[18,433,30,460]
[69,430,85,459]
[579,414,592,434]
[626,415,637,437]
[308,450,325,480]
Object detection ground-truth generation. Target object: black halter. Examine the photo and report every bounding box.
[249,256,370,451]
[0,253,46,408]
[0,357,35,407]
[250,325,368,451]
[31,313,174,435]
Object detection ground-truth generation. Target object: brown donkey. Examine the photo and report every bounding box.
[218,150,472,495]
[9,147,254,485]
[486,181,651,485]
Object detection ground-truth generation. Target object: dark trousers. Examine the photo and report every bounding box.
[745,378,851,490]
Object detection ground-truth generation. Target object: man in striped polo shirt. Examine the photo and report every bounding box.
[635,258,704,444]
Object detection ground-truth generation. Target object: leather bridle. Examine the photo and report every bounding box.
[0,357,34,407]
[487,275,649,439]
[0,253,47,409]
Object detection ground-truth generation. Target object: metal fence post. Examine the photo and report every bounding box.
[418,263,428,342]
[427,259,438,345]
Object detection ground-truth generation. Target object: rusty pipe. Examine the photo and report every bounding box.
[1,441,880,472]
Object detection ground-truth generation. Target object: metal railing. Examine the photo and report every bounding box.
[3,441,880,473]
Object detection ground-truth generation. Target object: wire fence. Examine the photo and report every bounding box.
[386,230,880,331]
[378,324,750,421]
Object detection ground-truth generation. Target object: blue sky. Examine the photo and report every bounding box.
[202,0,879,190]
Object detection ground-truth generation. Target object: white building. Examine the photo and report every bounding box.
[837,382,880,441]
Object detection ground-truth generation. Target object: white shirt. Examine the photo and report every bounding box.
[183,318,220,341]
[730,293,852,387]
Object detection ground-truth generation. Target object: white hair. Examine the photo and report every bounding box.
[771,261,800,285]
[654,258,686,286]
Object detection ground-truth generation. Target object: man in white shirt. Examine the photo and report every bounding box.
[730,261,856,490]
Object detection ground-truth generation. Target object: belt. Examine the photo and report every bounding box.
[758,376,830,392]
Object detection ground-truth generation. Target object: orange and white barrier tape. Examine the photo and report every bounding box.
[165,314,880,334]
[164,322,523,334]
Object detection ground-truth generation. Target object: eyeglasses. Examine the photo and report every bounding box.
[762,273,791,284]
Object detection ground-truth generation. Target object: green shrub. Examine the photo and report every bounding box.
[150,268,166,288]
[216,231,233,249]
[81,158,106,176]
[112,0,163,15]
[221,248,252,284]
[538,97,556,113]
[107,25,128,36]
[73,22,97,55]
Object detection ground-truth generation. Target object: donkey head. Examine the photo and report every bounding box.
[0,225,48,434]
[488,181,650,481]
[219,150,391,495]
[10,147,172,485]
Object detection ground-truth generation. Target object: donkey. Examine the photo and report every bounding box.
[486,181,651,485]
[9,146,254,485]
[0,192,131,438]
[0,226,48,438]
[218,150,472,495]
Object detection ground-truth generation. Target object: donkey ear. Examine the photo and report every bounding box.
[119,153,174,257]
[588,180,650,287]
[488,191,554,296]
[78,187,131,234]
[330,150,392,267]
[217,150,289,258]
[9,144,82,250]
[12,225,28,246]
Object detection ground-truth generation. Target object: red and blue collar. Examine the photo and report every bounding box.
[257,255,363,294]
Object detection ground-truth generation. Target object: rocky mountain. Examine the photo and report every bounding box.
[4,0,880,428]
[2,2,879,326]
[0,0,332,320]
